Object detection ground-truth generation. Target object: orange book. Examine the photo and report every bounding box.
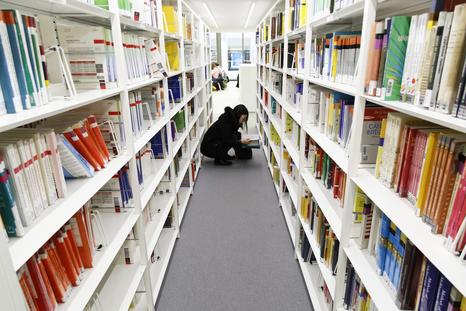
[53,234,80,286]
[72,123,106,168]
[64,225,84,273]
[62,229,80,277]
[39,249,67,303]
[26,256,54,311]
[18,267,39,311]
[86,116,110,161]
[63,128,101,171]
[46,243,71,294]
[37,255,57,308]
[70,209,93,268]
[432,139,466,233]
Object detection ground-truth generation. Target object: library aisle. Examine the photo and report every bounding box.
[157,87,313,311]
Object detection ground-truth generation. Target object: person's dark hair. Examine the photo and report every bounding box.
[233,104,249,129]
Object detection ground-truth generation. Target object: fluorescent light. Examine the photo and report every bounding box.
[203,3,218,29]
[244,2,256,28]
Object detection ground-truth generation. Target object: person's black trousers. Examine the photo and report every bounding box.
[200,141,232,160]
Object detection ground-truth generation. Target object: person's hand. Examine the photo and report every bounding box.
[241,138,251,144]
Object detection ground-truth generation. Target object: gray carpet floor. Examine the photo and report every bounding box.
[155,149,313,311]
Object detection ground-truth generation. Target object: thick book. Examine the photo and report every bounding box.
[382,16,411,100]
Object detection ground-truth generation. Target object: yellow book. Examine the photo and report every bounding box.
[374,118,387,178]
[415,132,439,216]
[326,94,335,136]
[281,14,285,35]
[460,295,466,311]
[299,0,307,27]
[353,187,365,223]
[165,42,179,71]
[331,35,339,81]
[162,5,178,34]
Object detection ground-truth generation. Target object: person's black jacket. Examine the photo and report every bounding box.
[201,107,241,151]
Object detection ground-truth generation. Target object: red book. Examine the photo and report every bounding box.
[39,249,67,303]
[18,267,39,311]
[70,209,93,268]
[37,255,57,309]
[46,243,71,294]
[64,225,84,273]
[62,229,80,277]
[72,124,106,169]
[53,234,79,286]
[26,256,54,311]
[86,115,110,161]
[446,165,466,240]
[63,128,101,170]
[399,128,418,196]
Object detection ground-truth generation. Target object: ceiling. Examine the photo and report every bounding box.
[184,0,277,32]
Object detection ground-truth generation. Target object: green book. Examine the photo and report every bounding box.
[382,16,411,101]
[0,162,24,237]
[173,111,185,132]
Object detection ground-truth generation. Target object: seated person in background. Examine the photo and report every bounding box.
[201,104,253,166]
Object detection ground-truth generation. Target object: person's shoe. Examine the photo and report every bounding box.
[214,159,232,166]
[225,155,236,160]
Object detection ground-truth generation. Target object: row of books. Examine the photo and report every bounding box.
[364,4,466,119]
[375,111,466,256]
[342,261,377,310]
[362,198,466,310]
[288,39,306,74]
[270,11,285,40]
[0,11,49,115]
[271,71,283,95]
[303,135,347,206]
[0,109,123,237]
[270,124,281,147]
[289,0,307,31]
[18,205,97,309]
[310,0,361,18]
[93,0,159,29]
[163,5,178,34]
[271,44,284,69]
[182,12,193,41]
[301,187,340,274]
[283,148,299,183]
[309,31,361,84]
[90,166,133,210]
[285,78,304,111]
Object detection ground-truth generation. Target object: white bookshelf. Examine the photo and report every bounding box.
[256,0,466,310]
[0,0,213,309]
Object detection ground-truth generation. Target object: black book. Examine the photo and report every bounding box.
[331,239,339,275]
[343,261,355,309]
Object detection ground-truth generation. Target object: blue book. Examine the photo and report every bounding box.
[433,275,452,311]
[3,11,29,110]
[419,260,441,311]
[58,135,94,178]
[168,76,182,102]
[0,33,21,113]
[376,214,391,274]
[0,162,24,237]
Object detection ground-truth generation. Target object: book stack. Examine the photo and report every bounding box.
[141,83,165,124]
[129,91,144,137]
[17,205,96,308]
[342,261,376,310]
[91,166,133,211]
[299,227,317,263]
[287,39,305,73]
[57,23,117,90]
[310,0,361,18]
[122,33,150,81]
[271,71,283,95]
[185,72,195,95]
[374,111,466,256]
[283,149,298,181]
[361,202,466,310]
[304,136,347,206]
[165,41,180,72]
[271,43,284,68]
[168,75,182,107]
[162,5,178,34]
[310,31,361,84]
[364,4,466,119]
[301,186,340,275]
[289,0,307,31]
[270,124,281,147]
[0,11,49,115]
[285,113,300,148]
[270,11,285,40]
[285,77,304,110]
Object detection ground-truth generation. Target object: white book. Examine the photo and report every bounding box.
[33,133,58,206]
[427,12,454,110]
[26,138,49,210]
[400,14,418,101]
[437,4,466,114]
[0,143,35,226]
[408,14,429,102]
